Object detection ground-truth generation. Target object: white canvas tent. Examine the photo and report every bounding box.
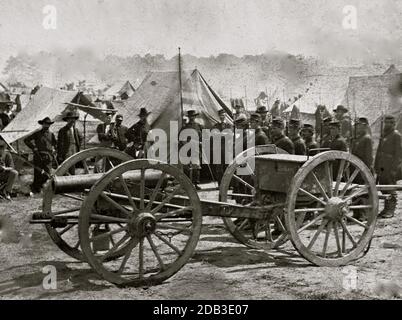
[104,81,135,100]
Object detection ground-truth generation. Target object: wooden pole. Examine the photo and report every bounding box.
[178,47,184,130]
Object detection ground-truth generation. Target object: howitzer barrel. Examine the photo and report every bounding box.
[52,170,164,194]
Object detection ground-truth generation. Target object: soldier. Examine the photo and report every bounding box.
[320,116,333,149]
[288,118,306,155]
[328,120,348,152]
[24,117,57,193]
[333,105,353,144]
[57,110,83,174]
[233,113,249,156]
[211,109,233,183]
[180,110,203,190]
[249,113,269,146]
[351,117,374,221]
[351,117,374,170]
[256,106,271,140]
[96,109,115,148]
[271,118,294,154]
[110,114,129,151]
[300,124,319,156]
[126,108,152,159]
[0,140,18,200]
[374,115,402,219]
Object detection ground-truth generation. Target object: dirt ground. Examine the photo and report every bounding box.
[0,180,401,300]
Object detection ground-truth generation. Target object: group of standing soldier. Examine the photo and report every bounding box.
[21,107,152,195]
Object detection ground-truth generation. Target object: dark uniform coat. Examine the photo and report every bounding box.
[305,138,319,156]
[352,133,373,169]
[126,120,151,158]
[24,129,57,193]
[57,125,83,163]
[329,134,348,152]
[273,134,294,154]
[375,129,402,184]
[291,135,307,155]
[110,124,129,151]
[211,121,233,183]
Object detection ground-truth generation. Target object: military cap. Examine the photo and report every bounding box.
[62,110,79,121]
[333,105,348,113]
[329,120,341,128]
[116,114,123,120]
[249,113,261,122]
[289,118,301,128]
[256,106,268,114]
[355,117,369,126]
[138,108,152,117]
[301,123,314,132]
[271,117,285,128]
[234,113,248,123]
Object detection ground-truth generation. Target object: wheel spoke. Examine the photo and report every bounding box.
[90,213,129,223]
[118,175,138,212]
[232,174,254,190]
[322,221,332,257]
[117,240,136,274]
[138,238,144,279]
[345,215,369,229]
[58,224,75,236]
[340,219,358,247]
[297,213,326,233]
[311,171,329,201]
[275,216,286,232]
[157,223,191,232]
[294,207,325,213]
[73,239,80,249]
[235,218,249,232]
[61,193,84,201]
[334,159,346,196]
[100,233,131,262]
[299,188,327,206]
[307,219,328,249]
[107,157,115,169]
[154,232,182,255]
[333,222,342,257]
[340,168,360,197]
[343,187,368,202]
[146,234,166,271]
[82,160,90,174]
[100,192,133,217]
[89,226,127,243]
[325,161,333,197]
[151,186,182,214]
[146,172,167,211]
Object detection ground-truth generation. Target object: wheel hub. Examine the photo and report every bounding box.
[129,212,156,237]
[325,197,347,220]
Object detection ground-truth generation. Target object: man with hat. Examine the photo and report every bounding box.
[57,110,83,174]
[301,124,319,156]
[256,106,271,140]
[211,109,233,183]
[352,117,373,170]
[96,109,115,148]
[0,139,18,200]
[328,120,348,152]
[374,115,402,219]
[333,105,352,144]
[110,114,129,151]
[179,109,204,189]
[288,118,306,155]
[24,117,57,193]
[126,108,152,158]
[233,113,249,156]
[249,113,269,146]
[271,118,294,154]
[233,99,249,122]
[320,116,333,149]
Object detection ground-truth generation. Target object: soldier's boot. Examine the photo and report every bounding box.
[380,194,397,219]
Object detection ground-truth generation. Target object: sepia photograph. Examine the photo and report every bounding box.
[0,0,401,304]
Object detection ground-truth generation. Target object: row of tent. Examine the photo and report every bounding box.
[0,69,232,152]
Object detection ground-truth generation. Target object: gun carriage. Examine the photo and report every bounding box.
[29,146,401,286]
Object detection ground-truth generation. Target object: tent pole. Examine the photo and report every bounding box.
[178,47,184,130]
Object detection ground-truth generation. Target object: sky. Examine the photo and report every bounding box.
[0,0,402,68]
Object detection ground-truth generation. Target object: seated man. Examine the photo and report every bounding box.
[0,140,18,200]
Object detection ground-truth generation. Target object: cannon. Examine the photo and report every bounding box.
[29,146,402,286]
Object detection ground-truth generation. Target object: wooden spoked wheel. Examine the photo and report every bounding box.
[285,151,378,266]
[220,145,289,250]
[43,148,132,261]
[79,159,202,287]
